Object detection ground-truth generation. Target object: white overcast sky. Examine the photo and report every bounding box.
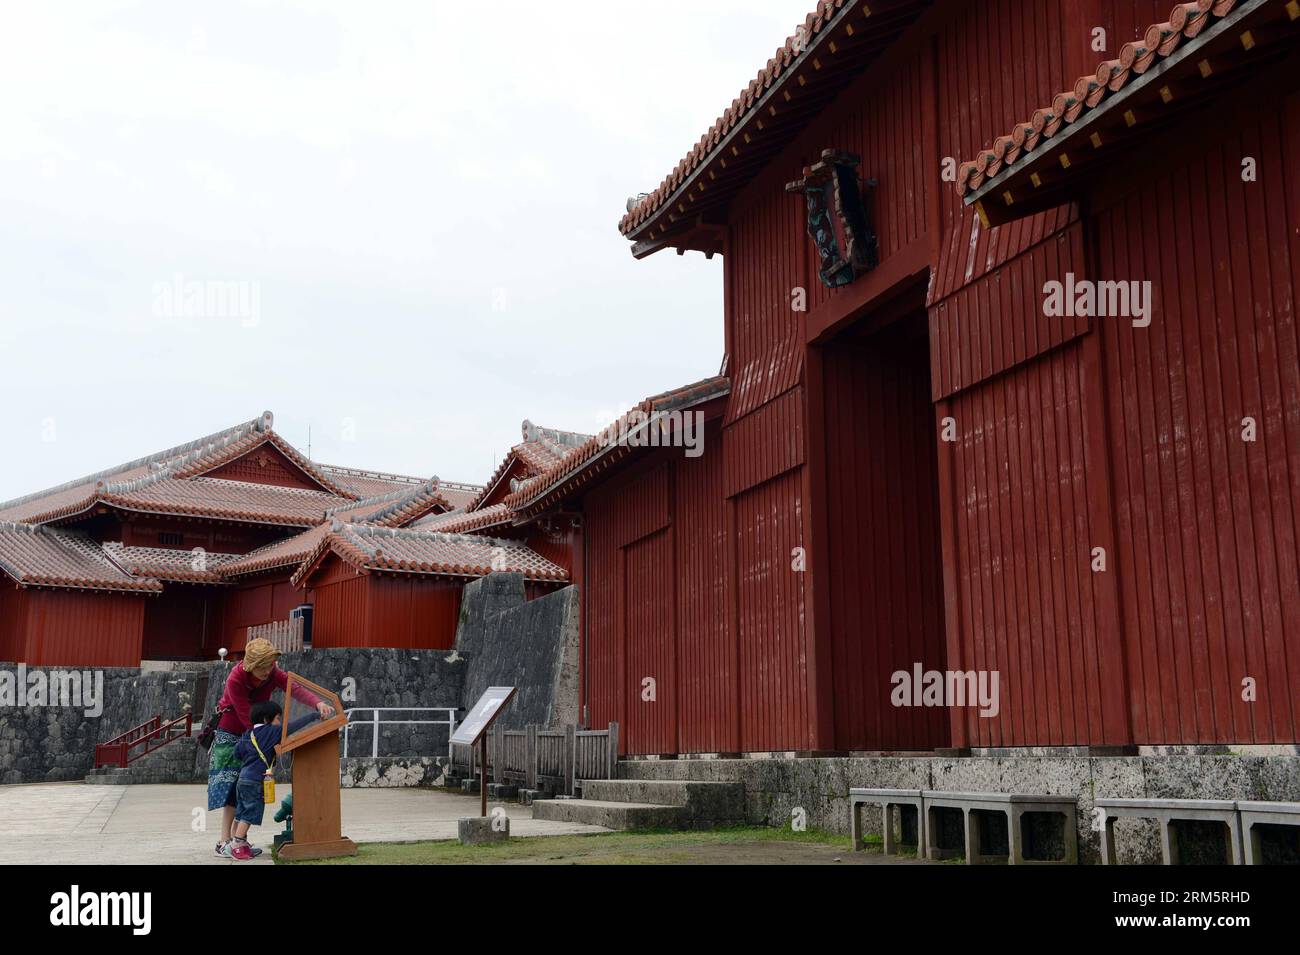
[0,0,812,500]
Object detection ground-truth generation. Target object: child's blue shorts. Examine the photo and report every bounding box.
[235,778,267,826]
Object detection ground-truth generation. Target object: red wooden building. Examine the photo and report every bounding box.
[516,0,1300,755]
[0,412,567,666]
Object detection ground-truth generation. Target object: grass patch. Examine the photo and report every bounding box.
[280,824,854,866]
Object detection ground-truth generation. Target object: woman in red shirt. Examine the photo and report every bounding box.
[206,638,334,857]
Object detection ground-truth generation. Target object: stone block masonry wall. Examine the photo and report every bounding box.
[619,754,1300,864]
[454,574,580,730]
[0,664,201,784]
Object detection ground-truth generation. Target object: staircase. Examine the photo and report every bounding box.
[85,737,198,785]
[531,778,745,830]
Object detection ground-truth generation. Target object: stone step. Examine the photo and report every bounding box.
[532,798,687,830]
[582,779,744,820]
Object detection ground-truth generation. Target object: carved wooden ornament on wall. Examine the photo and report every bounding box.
[785,149,879,289]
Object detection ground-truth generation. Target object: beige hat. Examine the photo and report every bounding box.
[242,638,281,674]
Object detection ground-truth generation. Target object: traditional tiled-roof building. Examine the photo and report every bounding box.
[0,411,573,666]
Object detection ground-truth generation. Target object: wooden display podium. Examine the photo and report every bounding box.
[274,673,357,860]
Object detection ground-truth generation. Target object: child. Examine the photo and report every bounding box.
[229,700,319,860]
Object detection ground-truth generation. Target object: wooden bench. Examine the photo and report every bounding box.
[1095,798,1242,865]
[848,788,924,855]
[923,791,1078,865]
[1236,801,1300,865]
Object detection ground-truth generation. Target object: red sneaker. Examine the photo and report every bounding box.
[230,842,254,861]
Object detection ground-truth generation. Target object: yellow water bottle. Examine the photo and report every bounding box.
[263,769,276,804]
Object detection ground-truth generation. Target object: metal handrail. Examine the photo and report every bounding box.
[94,712,193,769]
[341,707,460,760]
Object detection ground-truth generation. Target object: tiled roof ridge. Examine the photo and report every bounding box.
[217,525,330,579]
[955,0,1253,198]
[361,479,453,527]
[113,474,341,500]
[290,518,569,586]
[316,463,426,485]
[341,521,521,549]
[464,421,593,513]
[324,482,430,516]
[503,375,730,512]
[522,421,593,451]
[414,502,514,535]
[0,413,268,512]
[618,0,854,236]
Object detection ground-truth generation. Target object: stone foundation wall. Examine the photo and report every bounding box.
[0,664,202,784]
[619,753,1300,864]
[454,574,580,729]
[340,756,450,788]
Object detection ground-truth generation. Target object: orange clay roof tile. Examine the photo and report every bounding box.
[0,522,163,594]
[291,522,568,587]
[101,542,241,584]
[955,0,1246,198]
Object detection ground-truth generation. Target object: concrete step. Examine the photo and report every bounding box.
[582,779,744,820]
[532,798,687,830]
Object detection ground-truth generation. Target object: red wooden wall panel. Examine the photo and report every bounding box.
[220,575,300,651]
[930,0,1077,306]
[306,556,367,649]
[623,529,676,754]
[20,589,145,667]
[1096,107,1300,744]
[942,342,1110,747]
[722,386,805,499]
[582,470,630,739]
[582,419,817,754]
[930,223,1089,400]
[525,526,577,576]
[734,469,810,751]
[365,575,462,650]
[726,195,805,422]
[821,329,949,751]
[0,582,24,661]
[674,438,734,753]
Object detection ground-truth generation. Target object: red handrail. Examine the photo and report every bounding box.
[94,713,194,769]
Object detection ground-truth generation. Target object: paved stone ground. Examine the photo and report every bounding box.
[0,783,606,865]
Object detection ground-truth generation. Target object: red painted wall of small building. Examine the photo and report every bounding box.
[309,558,368,648]
[362,574,462,649]
[0,581,25,661]
[1,587,146,667]
[307,556,463,649]
[217,575,302,653]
